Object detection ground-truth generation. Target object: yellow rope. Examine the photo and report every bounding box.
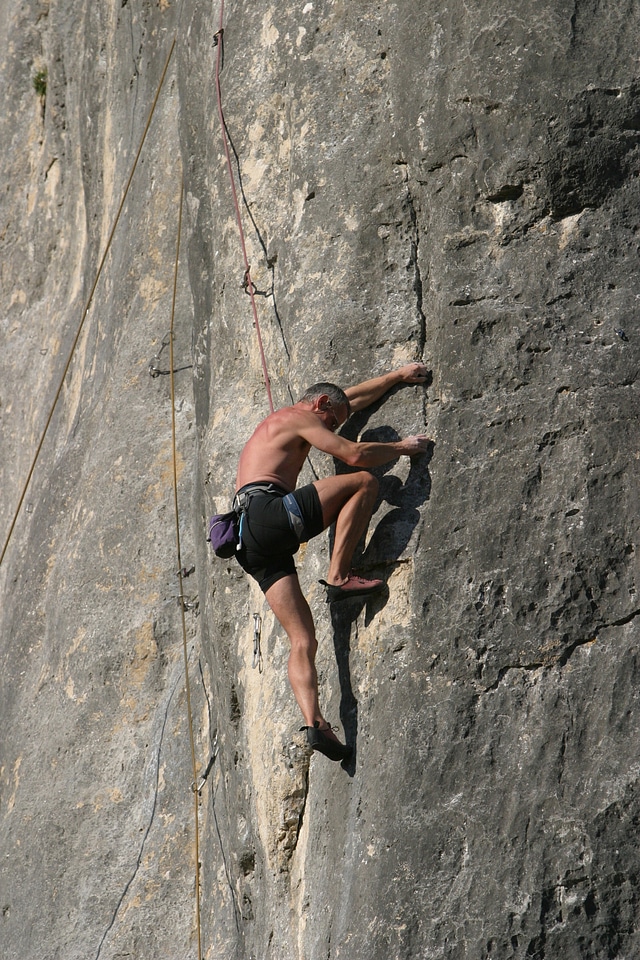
[0,37,176,569]
[168,173,203,960]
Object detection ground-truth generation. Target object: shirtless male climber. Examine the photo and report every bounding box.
[233,362,431,762]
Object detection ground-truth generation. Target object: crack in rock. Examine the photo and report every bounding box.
[483,607,640,692]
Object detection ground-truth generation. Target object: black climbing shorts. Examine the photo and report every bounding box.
[234,482,325,593]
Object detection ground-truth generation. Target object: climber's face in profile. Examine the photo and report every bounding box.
[318,399,349,432]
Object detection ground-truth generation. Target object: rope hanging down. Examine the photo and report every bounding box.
[168,174,203,960]
[214,2,275,413]
[2,35,205,956]
[0,38,177,570]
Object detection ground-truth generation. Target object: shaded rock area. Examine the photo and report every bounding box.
[1,1,639,959]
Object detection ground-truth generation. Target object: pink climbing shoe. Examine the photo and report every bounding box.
[319,573,384,603]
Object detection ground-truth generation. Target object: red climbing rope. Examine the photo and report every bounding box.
[214,2,275,414]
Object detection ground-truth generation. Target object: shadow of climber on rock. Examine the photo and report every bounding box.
[359,425,434,573]
[328,425,434,774]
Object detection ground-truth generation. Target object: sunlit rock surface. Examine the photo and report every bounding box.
[1,2,639,958]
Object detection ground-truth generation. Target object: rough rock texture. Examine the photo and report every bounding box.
[0,3,203,959]
[1,1,639,959]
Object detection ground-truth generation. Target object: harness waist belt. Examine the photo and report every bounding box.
[233,482,288,511]
[233,483,308,543]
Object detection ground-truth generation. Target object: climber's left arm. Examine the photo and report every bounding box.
[344,363,429,413]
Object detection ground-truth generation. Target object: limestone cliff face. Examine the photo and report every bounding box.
[1,1,639,959]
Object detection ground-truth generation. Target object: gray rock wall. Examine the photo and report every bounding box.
[0,3,204,959]
[1,1,639,958]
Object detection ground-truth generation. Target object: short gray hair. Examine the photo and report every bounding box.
[299,382,351,417]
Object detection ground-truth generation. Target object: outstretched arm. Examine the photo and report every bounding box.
[298,412,431,468]
[344,362,428,413]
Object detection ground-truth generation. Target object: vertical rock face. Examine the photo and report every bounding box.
[0,3,203,959]
[1,2,639,959]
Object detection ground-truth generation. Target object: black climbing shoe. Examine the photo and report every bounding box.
[319,574,384,603]
[302,721,352,762]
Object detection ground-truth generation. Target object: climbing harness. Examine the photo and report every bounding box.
[229,482,278,556]
[214,2,274,414]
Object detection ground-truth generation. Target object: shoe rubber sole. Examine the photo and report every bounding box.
[303,724,352,762]
[319,578,384,603]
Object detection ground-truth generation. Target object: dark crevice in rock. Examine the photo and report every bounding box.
[536,423,584,452]
[485,184,524,203]
[457,95,502,113]
[484,607,640,691]
[608,606,640,629]
[527,873,604,957]
[402,182,427,353]
[483,660,545,693]
[550,202,591,222]
[555,636,597,669]
[451,293,499,307]
[229,682,242,724]
[197,656,214,739]
[196,657,220,789]
[545,292,573,306]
